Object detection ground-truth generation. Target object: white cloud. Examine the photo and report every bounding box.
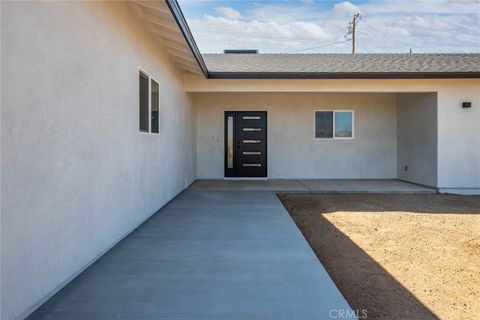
[215,6,242,19]
[189,14,333,52]
[334,1,363,16]
[361,0,479,14]
[249,4,318,22]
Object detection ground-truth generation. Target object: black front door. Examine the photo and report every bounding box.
[225,111,267,177]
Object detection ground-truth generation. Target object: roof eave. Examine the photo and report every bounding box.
[207,72,480,79]
[166,0,209,78]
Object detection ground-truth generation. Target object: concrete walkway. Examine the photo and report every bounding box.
[28,188,354,319]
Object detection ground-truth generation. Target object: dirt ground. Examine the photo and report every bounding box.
[278,193,480,320]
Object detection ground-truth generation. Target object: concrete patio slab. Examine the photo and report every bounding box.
[191,179,308,191]
[300,179,435,193]
[192,179,436,193]
[27,188,355,320]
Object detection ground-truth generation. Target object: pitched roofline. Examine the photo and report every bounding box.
[165,0,209,78]
[208,71,480,79]
[166,1,480,80]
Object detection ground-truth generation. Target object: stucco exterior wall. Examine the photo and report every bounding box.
[1,2,479,317]
[436,85,480,193]
[186,76,480,193]
[1,2,196,320]
[194,92,397,179]
[397,93,438,187]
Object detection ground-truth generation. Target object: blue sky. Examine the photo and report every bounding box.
[178,0,480,53]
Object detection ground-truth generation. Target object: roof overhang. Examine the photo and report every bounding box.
[129,0,207,77]
[165,0,208,77]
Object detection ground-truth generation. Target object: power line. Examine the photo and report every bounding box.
[355,40,368,53]
[284,39,350,53]
[284,12,362,54]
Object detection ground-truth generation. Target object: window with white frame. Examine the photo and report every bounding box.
[314,110,354,139]
[139,70,159,134]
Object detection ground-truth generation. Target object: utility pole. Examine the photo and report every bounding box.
[345,13,361,54]
[352,13,359,54]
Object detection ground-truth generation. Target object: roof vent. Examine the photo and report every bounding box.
[224,49,258,54]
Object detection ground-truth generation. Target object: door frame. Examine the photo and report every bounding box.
[224,111,268,178]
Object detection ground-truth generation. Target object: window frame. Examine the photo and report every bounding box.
[313,110,355,140]
[138,68,160,134]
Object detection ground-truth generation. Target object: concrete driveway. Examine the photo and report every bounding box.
[28,187,355,319]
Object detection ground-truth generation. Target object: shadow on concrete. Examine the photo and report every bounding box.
[277,193,480,215]
[278,193,441,320]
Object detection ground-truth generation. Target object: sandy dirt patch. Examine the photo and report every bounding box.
[278,193,480,320]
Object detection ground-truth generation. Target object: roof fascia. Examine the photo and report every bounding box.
[207,72,480,79]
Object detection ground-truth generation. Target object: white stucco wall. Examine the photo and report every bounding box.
[397,93,438,187]
[194,92,397,179]
[436,85,480,193]
[1,2,196,320]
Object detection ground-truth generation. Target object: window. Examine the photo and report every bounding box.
[314,110,354,139]
[139,71,149,132]
[150,79,159,133]
[315,111,333,138]
[138,70,159,134]
[334,111,353,138]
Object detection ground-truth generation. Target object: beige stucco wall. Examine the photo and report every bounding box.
[187,75,480,192]
[1,2,196,319]
[397,93,438,187]
[194,92,397,179]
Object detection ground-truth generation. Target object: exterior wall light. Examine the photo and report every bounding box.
[462,102,472,108]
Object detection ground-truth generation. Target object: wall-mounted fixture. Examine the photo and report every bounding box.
[462,102,472,108]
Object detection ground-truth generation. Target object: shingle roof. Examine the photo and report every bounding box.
[202,53,480,78]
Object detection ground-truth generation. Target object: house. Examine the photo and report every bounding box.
[1,1,479,319]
